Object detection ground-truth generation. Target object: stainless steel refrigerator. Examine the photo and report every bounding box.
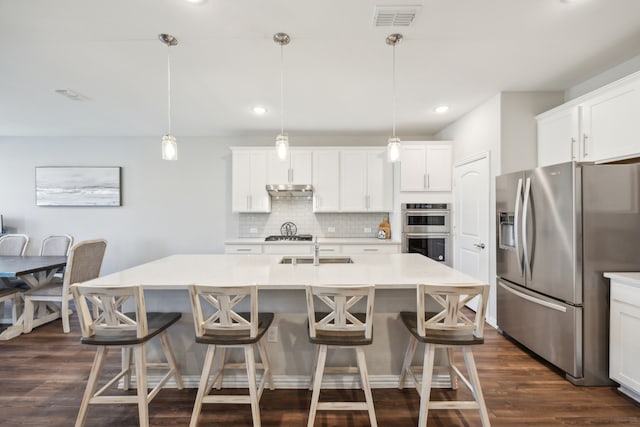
[496,161,640,385]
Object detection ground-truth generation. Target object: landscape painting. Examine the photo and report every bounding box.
[36,167,121,206]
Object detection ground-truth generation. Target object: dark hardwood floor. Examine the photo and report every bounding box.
[1,317,638,427]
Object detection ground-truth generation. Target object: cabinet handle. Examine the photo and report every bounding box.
[424,174,427,190]
[237,248,252,252]
[571,137,576,160]
[426,173,430,189]
[582,134,589,158]
[363,248,379,252]
[315,196,319,209]
[288,168,293,183]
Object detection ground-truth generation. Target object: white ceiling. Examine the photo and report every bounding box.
[1,0,640,138]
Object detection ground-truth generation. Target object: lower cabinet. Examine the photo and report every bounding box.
[224,242,400,256]
[225,245,263,254]
[608,274,640,403]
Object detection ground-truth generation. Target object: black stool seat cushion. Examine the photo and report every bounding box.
[400,311,484,346]
[196,312,274,345]
[81,312,181,346]
[308,312,372,346]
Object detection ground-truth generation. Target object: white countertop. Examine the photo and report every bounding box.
[604,272,640,288]
[83,253,481,290]
[225,237,400,245]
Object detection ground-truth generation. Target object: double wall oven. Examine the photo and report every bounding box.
[401,203,451,266]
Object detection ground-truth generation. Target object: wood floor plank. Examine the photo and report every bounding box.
[0,317,638,426]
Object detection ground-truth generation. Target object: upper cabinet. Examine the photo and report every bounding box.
[267,150,313,184]
[232,146,393,214]
[400,143,452,192]
[231,149,271,213]
[581,79,640,162]
[537,106,580,167]
[537,71,640,166]
[340,149,393,212]
[313,150,340,212]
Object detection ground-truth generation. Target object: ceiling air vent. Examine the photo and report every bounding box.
[373,5,421,27]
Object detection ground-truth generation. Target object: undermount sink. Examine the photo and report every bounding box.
[279,256,354,264]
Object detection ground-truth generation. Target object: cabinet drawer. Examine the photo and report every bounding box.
[343,244,399,254]
[263,245,311,255]
[225,245,262,254]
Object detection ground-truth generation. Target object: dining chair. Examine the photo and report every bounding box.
[23,239,106,333]
[305,284,377,427]
[70,283,184,427]
[398,284,491,427]
[0,287,23,340]
[40,234,74,256]
[188,284,274,427]
[0,234,29,256]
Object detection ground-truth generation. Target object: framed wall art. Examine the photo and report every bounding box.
[35,167,121,207]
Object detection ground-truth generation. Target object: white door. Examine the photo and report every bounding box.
[454,153,490,311]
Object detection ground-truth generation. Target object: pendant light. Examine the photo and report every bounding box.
[159,34,178,161]
[386,33,403,163]
[273,32,291,161]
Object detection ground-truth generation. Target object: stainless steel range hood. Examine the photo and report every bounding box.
[265,184,313,197]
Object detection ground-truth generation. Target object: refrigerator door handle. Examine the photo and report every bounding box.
[514,178,524,277]
[498,282,567,313]
[522,177,532,279]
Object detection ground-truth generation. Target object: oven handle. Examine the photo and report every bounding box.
[402,210,450,215]
[402,233,450,238]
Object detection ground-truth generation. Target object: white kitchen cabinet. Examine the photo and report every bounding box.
[536,71,640,165]
[340,149,393,212]
[342,244,399,254]
[312,150,340,212]
[537,106,581,167]
[581,78,640,163]
[607,273,640,403]
[400,143,452,192]
[267,150,313,185]
[225,244,263,254]
[231,150,271,213]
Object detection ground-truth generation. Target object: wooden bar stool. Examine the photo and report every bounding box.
[70,283,184,427]
[398,284,491,427]
[188,284,275,427]
[305,284,377,427]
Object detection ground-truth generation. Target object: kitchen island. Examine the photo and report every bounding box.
[82,253,483,388]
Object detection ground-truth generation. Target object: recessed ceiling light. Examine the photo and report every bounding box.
[252,106,267,115]
[434,105,449,114]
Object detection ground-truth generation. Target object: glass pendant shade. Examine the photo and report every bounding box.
[387,137,401,162]
[162,134,178,161]
[275,133,289,160]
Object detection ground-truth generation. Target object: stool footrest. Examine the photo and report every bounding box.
[317,402,369,411]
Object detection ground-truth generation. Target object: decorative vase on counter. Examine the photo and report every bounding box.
[377,216,391,239]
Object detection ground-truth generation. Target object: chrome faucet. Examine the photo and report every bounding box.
[313,236,320,266]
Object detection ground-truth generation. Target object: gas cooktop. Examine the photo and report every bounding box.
[264,234,313,242]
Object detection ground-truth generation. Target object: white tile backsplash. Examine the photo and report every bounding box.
[238,197,388,238]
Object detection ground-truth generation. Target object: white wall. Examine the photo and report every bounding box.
[501,92,564,173]
[565,52,640,101]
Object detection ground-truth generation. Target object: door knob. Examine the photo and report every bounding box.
[474,242,486,249]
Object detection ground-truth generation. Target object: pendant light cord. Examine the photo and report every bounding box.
[167,45,172,135]
[392,42,396,139]
[280,43,285,136]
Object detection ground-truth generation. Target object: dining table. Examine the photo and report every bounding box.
[0,255,68,339]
